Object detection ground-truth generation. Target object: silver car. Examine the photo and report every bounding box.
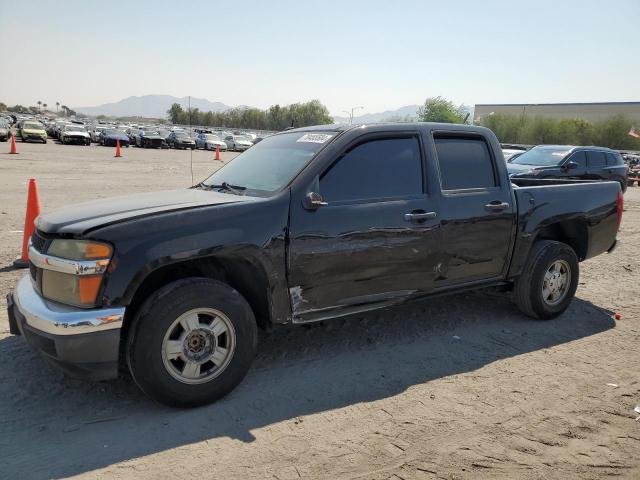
[195,133,228,151]
[224,134,253,151]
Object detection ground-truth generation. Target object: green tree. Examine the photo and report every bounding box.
[167,103,184,123]
[478,113,640,150]
[8,104,26,113]
[0,102,7,111]
[417,96,467,123]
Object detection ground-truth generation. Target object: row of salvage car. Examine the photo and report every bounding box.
[0,113,271,151]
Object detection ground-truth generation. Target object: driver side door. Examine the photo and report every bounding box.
[287,133,443,323]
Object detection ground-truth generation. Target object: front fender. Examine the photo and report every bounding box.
[89,193,292,323]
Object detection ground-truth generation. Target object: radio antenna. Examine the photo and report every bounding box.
[188,95,194,185]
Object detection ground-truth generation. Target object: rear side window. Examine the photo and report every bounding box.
[606,152,623,166]
[434,135,497,190]
[587,151,606,168]
[320,137,423,202]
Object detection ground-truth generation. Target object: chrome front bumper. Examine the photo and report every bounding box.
[12,275,124,335]
[8,275,125,380]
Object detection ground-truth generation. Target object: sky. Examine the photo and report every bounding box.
[0,0,638,116]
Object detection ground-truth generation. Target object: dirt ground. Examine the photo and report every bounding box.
[1,141,639,480]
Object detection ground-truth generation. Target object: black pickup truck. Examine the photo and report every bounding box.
[7,123,622,407]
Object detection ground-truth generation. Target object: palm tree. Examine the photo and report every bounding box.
[43,103,48,111]
[37,100,42,111]
[61,105,68,116]
[56,101,60,112]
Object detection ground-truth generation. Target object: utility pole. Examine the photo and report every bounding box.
[343,106,364,125]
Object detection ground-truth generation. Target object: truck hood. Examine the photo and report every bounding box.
[36,189,253,235]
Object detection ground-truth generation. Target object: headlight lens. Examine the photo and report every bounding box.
[42,240,112,307]
[48,240,112,260]
[41,271,104,307]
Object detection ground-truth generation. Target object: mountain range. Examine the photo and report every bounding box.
[75,95,233,118]
[331,105,421,124]
[74,95,471,124]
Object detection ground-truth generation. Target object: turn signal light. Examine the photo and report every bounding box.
[85,243,112,259]
[78,276,104,304]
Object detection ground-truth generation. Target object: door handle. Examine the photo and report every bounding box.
[404,211,437,221]
[485,201,510,212]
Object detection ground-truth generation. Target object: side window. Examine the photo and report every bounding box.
[587,151,606,168]
[567,151,586,167]
[434,135,496,190]
[320,137,423,202]
[606,152,622,166]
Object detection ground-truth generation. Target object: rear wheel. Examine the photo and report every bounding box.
[513,240,579,320]
[126,278,257,407]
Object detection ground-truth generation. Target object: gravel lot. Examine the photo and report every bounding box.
[1,141,639,479]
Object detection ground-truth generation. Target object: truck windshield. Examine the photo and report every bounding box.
[510,147,572,166]
[201,131,334,194]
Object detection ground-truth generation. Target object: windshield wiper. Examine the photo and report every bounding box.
[205,182,247,195]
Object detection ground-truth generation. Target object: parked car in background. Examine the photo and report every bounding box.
[157,129,172,143]
[60,124,91,145]
[136,130,167,149]
[19,120,48,143]
[125,127,139,144]
[90,125,108,143]
[195,133,228,151]
[502,148,525,162]
[167,131,196,149]
[224,134,253,151]
[0,118,9,141]
[101,128,130,147]
[507,145,629,192]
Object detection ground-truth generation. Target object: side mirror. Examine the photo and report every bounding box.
[565,161,578,170]
[303,192,328,211]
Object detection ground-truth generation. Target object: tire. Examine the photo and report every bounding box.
[126,278,258,408]
[513,240,579,320]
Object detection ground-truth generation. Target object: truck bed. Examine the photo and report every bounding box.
[508,180,620,278]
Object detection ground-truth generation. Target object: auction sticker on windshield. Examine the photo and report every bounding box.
[297,133,333,143]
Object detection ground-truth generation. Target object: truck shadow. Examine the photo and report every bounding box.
[0,292,615,479]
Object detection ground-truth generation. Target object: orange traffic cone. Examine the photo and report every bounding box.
[114,139,122,157]
[215,144,221,161]
[14,178,41,268]
[9,132,18,154]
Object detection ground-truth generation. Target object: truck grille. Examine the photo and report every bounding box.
[31,231,48,253]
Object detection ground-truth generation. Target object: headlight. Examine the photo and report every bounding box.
[42,240,112,307]
[41,271,104,307]
[48,239,112,260]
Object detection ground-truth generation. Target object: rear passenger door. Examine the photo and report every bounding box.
[586,151,607,180]
[432,132,516,285]
[288,133,443,322]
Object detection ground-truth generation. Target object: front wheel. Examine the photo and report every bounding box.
[513,240,579,320]
[126,278,258,407]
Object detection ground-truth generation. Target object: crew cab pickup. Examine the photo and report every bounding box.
[7,123,622,407]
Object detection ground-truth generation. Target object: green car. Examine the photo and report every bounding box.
[19,121,47,143]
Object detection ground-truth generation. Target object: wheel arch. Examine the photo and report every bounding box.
[121,255,274,350]
[534,219,588,261]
